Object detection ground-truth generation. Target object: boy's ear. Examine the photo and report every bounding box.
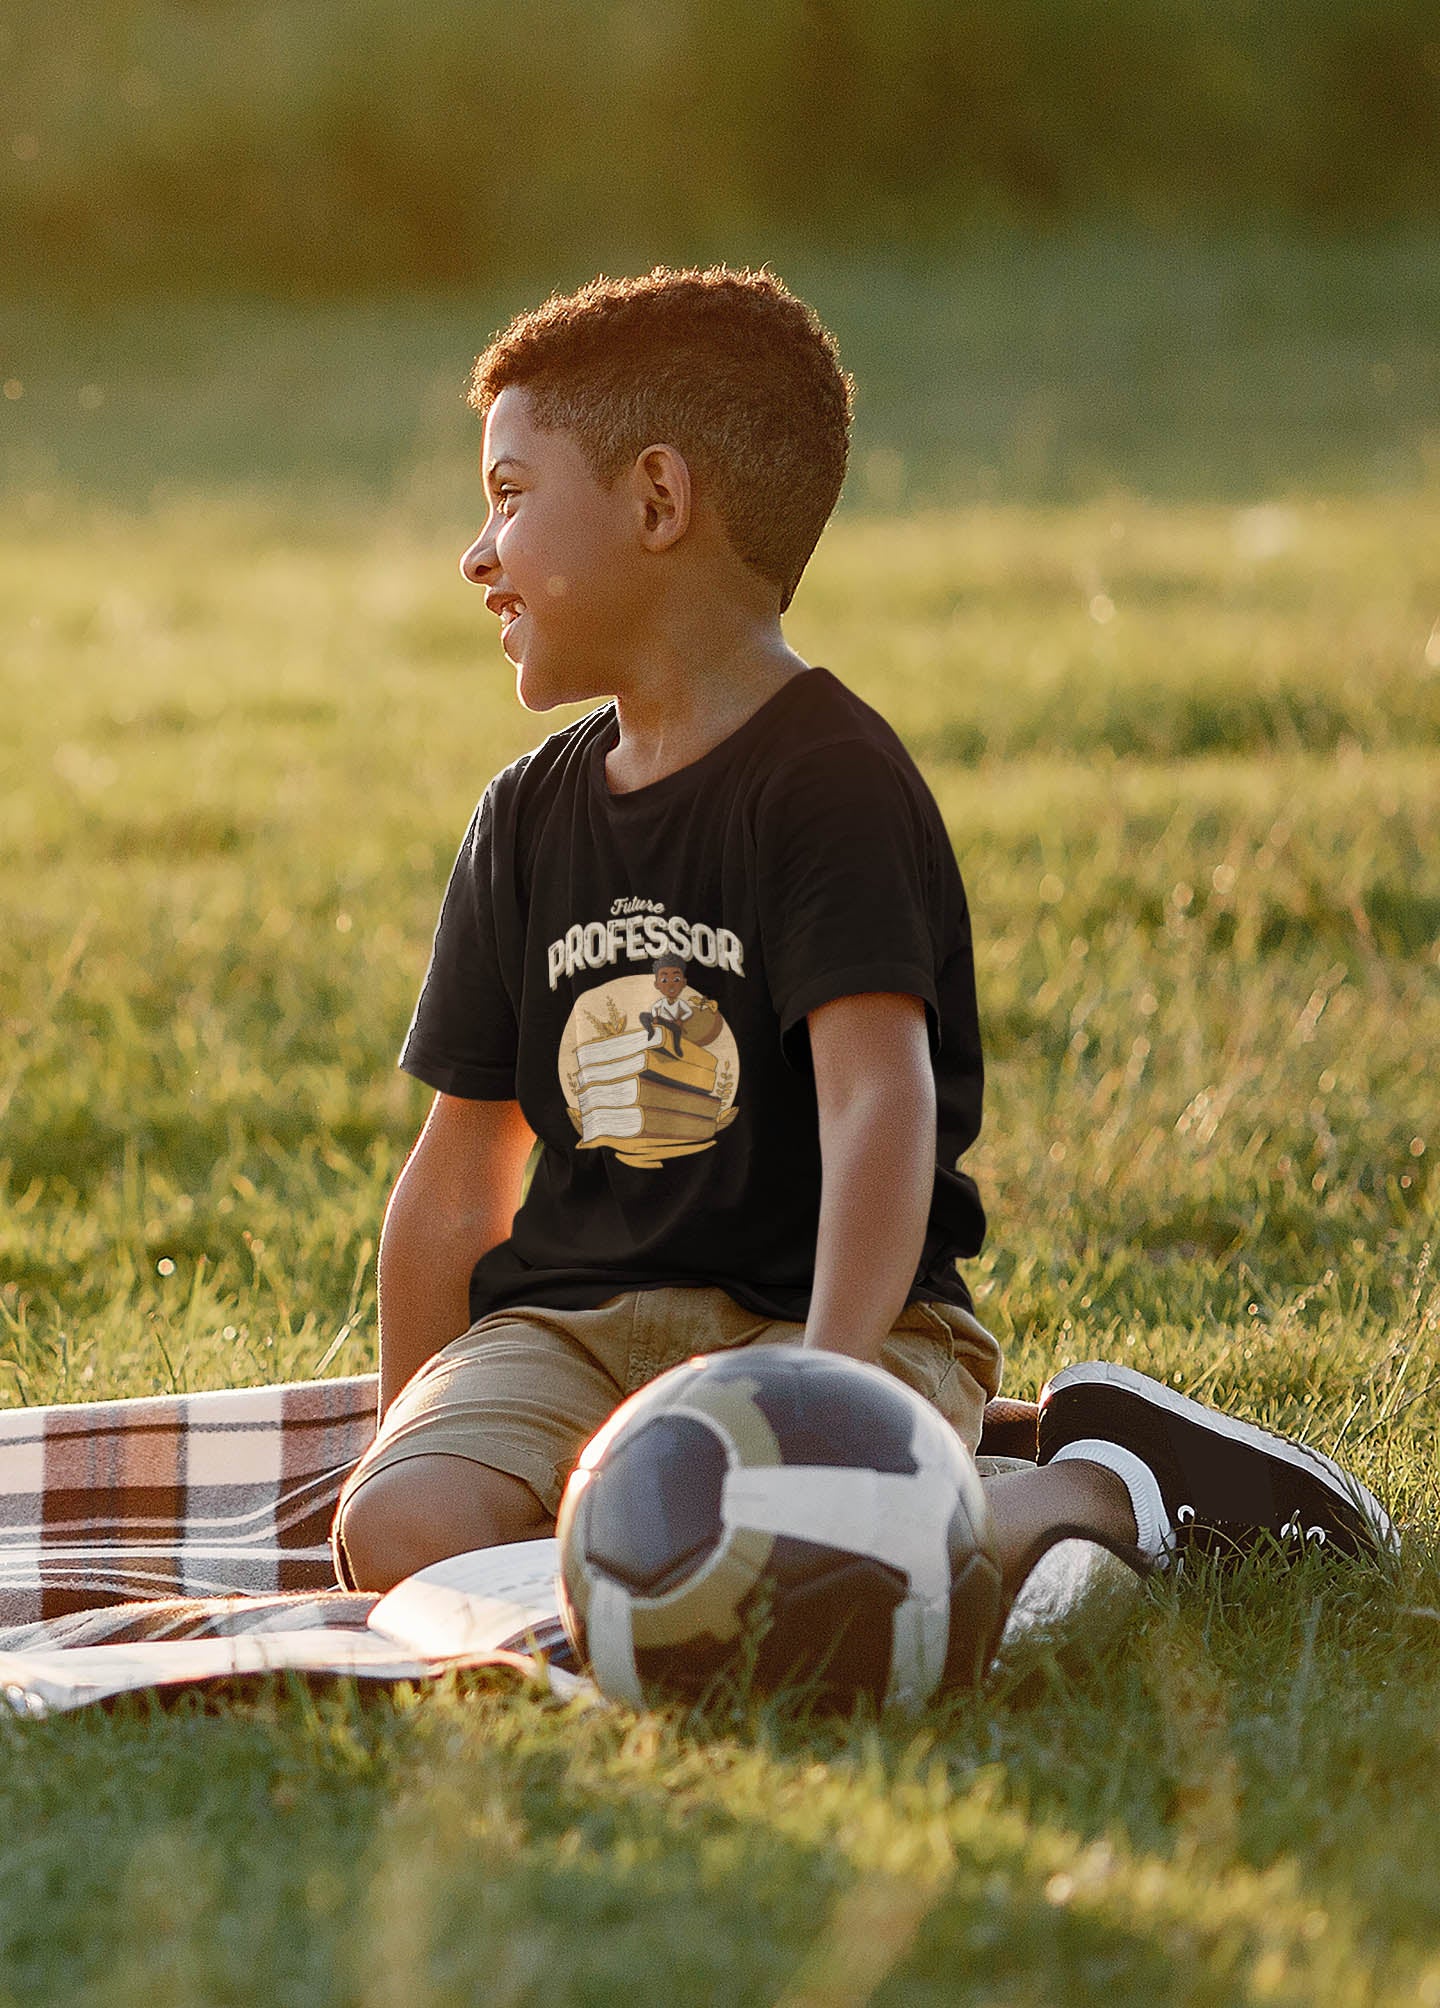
[631,444,691,554]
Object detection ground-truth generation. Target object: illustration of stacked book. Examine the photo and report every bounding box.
[573,1027,723,1157]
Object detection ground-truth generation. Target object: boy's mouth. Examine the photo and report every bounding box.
[485,591,526,649]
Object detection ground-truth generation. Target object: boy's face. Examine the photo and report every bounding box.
[655,965,686,1001]
[460,387,646,712]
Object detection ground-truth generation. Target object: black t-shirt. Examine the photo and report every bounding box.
[401,667,987,1325]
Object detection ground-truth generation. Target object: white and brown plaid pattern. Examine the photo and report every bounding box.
[0,1375,378,1626]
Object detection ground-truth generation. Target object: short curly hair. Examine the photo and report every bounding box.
[468,266,853,611]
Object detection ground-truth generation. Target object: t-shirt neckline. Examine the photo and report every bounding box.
[587,666,827,811]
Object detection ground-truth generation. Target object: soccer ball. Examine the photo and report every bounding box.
[556,1344,1004,1712]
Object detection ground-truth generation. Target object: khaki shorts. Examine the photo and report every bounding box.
[334,1287,1003,1572]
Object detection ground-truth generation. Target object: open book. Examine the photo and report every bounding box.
[0,1539,588,1718]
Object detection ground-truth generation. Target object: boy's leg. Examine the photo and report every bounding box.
[338,1298,1394,1599]
[982,1460,1139,1598]
[333,1304,633,1592]
[337,1456,550,1592]
[335,1288,799,1591]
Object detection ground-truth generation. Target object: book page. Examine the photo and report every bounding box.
[368,1538,563,1657]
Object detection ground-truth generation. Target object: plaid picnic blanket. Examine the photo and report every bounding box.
[0,1375,377,1630]
[0,1371,1038,1652]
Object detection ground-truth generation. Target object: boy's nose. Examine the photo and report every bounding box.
[460,532,496,585]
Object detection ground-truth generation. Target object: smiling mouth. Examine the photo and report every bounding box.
[491,598,526,659]
[486,592,525,634]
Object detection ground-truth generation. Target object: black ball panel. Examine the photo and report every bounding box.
[631,1633,726,1705]
[584,1414,728,1596]
[942,1548,1006,1689]
[631,1542,909,1707]
[746,1542,909,1705]
[698,1346,919,1474]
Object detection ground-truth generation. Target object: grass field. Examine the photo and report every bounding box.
[2,261,1439,2003]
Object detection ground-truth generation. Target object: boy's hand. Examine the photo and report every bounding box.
[377,1092,535,1415]
[804,991,935,1365]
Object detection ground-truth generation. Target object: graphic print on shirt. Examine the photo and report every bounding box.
[557,964,740,1171]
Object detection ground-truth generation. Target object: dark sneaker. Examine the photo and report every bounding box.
[1037,1362,1399,1564]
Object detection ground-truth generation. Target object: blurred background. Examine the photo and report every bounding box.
[3,0,1439,517]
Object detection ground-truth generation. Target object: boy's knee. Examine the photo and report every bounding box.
[334,1453,549,1592]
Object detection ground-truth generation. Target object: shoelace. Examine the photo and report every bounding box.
[1174,1502,1329,1544]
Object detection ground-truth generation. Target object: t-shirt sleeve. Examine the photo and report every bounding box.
[399,789,520,1099]
[753,741,942,1066]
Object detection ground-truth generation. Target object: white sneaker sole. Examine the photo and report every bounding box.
[1043,1361,1400,1558]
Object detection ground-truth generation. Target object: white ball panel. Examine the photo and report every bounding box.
[885,1589,952,1713]
[585,1574,644,1708]
[720,1464,956,1601]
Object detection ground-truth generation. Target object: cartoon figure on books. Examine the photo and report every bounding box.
[639,955,707,1058]
[331,267,1397,1686]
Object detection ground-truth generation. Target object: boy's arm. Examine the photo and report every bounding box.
[376,1090,535,1417]
[804,990,936,1364]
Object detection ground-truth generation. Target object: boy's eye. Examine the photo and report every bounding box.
[495,486,519,515]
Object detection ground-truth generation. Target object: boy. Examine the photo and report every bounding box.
[333,267,1394,1607]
